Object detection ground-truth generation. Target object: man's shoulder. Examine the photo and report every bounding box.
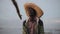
[38,19,43,26]
[23,20,26,26]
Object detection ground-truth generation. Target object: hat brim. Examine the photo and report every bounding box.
[24,3,43,18]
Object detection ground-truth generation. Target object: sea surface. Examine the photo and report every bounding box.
[0,27,60,34]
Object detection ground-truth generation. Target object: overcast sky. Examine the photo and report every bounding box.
[0,0,60,34]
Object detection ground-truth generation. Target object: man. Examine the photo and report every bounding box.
[23,3,44,34]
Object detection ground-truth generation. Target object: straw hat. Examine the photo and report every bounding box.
[24,3,43,18]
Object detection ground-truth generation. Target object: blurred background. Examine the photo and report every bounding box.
[0,0,60,34]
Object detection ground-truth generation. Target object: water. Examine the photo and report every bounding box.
[0,28,22,34]
[45,29,60,34]
[0,28,60,34]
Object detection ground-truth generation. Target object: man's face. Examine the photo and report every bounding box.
[28,7,37,17]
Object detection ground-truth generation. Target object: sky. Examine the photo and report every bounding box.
[0,0,60,34]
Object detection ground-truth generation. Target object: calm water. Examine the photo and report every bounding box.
[0,28,60,34]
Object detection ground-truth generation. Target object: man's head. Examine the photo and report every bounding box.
[28,7,37,18]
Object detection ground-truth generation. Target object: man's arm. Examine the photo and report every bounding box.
[38,19,44,34]
[23,20,27,34]
[11,0,22,19]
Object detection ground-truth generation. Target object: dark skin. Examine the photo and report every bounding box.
[28,7,36,17]
[11,0,22,19]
